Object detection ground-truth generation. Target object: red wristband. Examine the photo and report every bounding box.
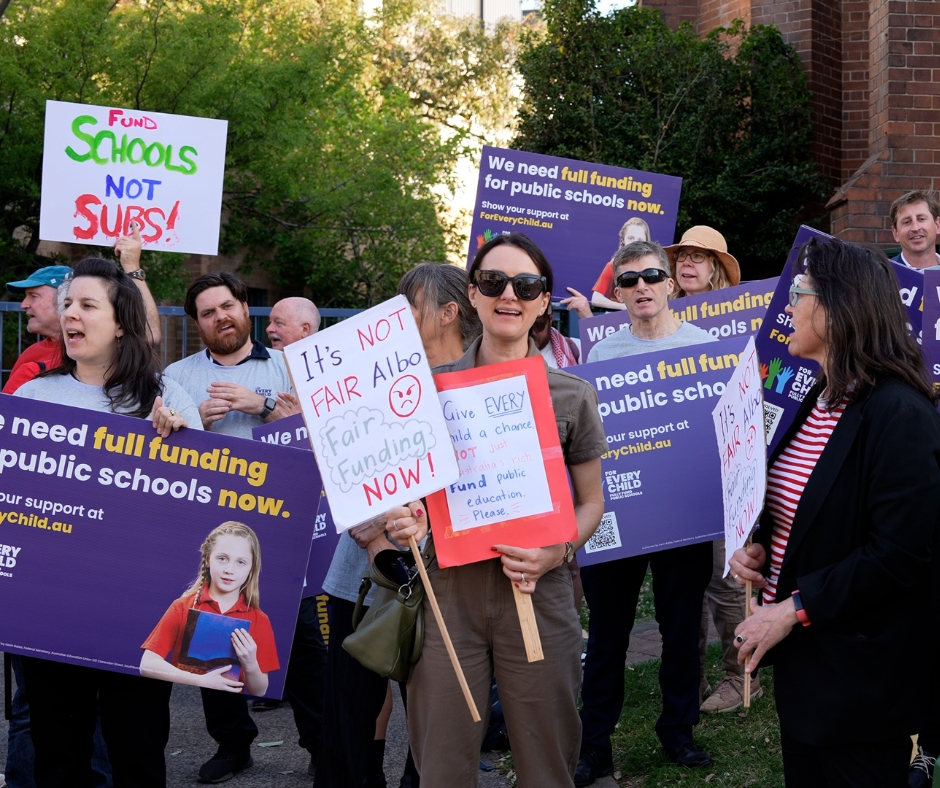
[792,589,811,626]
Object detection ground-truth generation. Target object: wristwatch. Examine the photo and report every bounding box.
[563,541,575,564]
[126,268,147,281]
[260,396,277,419]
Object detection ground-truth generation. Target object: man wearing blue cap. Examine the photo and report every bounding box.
[3,224,161,394]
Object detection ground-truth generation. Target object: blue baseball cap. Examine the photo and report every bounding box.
[7,266,72,293]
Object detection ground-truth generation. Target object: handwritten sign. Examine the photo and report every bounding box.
[39,100,227,255]
[468,146,681,300]
[569,335,749,565]
[0,396,319,698]
[253,414,339,598]
[579,278,778,357]
[426,357,577,568]
[711,338,766,574]
[282,295,459,530]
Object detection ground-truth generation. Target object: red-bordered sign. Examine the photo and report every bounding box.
[427,356,578,568]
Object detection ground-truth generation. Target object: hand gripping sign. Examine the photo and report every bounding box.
[426,357,579,662]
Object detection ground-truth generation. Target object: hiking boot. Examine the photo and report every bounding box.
[573,747,613,787]
[198,750,254,783]
[699,674,762,713]
[909,745,935,788]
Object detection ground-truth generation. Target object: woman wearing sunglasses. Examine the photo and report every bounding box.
[663,225,740,299]
[385,233,606,787]
[729,239,940,787]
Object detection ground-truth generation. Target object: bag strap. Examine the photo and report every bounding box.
[351,573,373,630]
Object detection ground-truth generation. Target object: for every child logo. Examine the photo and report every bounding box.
[0,542,21,575]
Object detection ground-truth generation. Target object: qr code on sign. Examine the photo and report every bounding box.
[763,401,784,446]
[585,512,622,554]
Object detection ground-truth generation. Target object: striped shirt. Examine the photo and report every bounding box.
[763,396,848,603]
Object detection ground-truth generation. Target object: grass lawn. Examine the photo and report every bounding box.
[575,569,786,787]
[609,643,784,787]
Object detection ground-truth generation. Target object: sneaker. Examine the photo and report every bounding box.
[0,772,6,788]
[573,747,613,787]
[198,750,254,783]
[909,745,935,788]
[699,674,762,713]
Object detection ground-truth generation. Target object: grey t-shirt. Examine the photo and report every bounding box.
[163,347,291,439]
[16,373,203,428]
[587,320,716,362]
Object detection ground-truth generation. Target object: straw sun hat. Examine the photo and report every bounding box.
[663,226,741,286]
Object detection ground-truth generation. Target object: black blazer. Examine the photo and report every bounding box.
[755,378,940,745]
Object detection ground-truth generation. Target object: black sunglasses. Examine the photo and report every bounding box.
[473,270,547,301]
[616,268,669,289]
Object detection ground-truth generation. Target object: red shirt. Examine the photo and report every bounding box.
[142,586,280,676]
[592,260,616,299]
[3,338,62,394]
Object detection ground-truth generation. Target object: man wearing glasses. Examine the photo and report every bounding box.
[576,241,717,785]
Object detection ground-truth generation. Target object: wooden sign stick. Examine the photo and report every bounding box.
[512,583,544,662]
[408,536,481,722]
[743,536,754,709]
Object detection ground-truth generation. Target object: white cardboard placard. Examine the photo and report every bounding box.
[40,100,227,255]
[283,295,460,530]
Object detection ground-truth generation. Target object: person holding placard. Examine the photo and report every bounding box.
[14,257,200,788]
[579,241,716,783]
[386,234,606,788]
[730,239,940,787]
[660,225,760,713]
[316,263,478,788]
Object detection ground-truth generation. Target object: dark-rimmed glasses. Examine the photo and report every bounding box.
[616,268,669,289]
[473,270,547,301]
[675,250,712,264]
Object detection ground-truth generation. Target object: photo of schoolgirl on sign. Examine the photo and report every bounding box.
[426,356,577,568]
[39,100,227,255]
[0,396,319,699]
[282,295,459,530]
[468,146,682,302]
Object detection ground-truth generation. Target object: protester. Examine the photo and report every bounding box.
[164,272,292,783]
[386,234,606,787]
[13,257,200,788]
[316,262,478,788]
[561,217,650,318]
[730,238,940,787]
[889,189,940,270]
[265,296,321,349]
[886,190,940,787]
[4,222,161,394]
[577,241,716,784]
[661,224,758,712]
[663,225,740,299]
[530,300,580,369]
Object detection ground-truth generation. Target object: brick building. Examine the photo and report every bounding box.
[638,0,940,245]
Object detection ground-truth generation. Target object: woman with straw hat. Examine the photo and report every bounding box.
[664,225,741,299]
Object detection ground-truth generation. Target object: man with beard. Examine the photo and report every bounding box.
[165,271,292,440]
[164,272,291,784]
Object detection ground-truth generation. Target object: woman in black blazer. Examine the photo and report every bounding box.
[731,238,940,787]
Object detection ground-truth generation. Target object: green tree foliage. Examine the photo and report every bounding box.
[514,0,827,279]
[0,0,518,305]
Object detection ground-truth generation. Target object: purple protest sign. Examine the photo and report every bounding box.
[568,335,749,565]
[923,270,940,387]
[579,278,778,358]
[0,396,319,699]
[253,413,340,598]
[756,226,926,453]
[467,146,682,300]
